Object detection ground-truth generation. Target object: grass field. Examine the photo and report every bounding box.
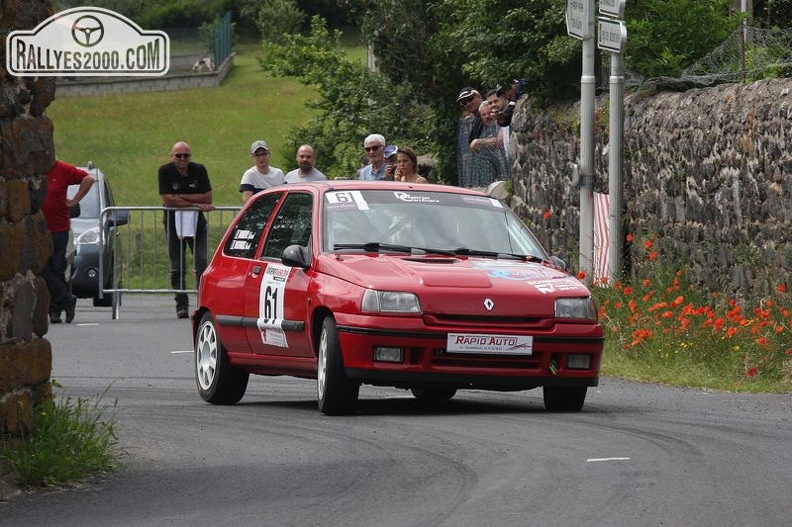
[47,44,318,207]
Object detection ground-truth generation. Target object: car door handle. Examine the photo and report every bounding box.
[251,265,261,276]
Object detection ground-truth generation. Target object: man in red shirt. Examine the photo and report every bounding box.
[41,160,95,323]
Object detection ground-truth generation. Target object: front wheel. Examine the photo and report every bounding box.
[195,312,249,404]
[317,316,359,415]
[543,386,587,412]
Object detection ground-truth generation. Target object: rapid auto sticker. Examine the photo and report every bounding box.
[447,333,533,355]
[257,264,292,347]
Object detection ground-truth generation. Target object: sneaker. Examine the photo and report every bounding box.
[176,307,189,319]
[64,296,77,323]
[49,312,62,324]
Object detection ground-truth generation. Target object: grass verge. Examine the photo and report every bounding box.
[0,384,121,489]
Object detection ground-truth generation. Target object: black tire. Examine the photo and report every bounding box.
[317,316,359,415]
[411,387,457,401]
[543,386,587,412]
[195,312,249,404]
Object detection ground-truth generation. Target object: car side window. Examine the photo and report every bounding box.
[224,193,281,259]
[261,192,313,260]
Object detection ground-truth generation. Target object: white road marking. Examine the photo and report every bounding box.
[76,323,99,326]
[587,457,631,463]
[171,350,194,354]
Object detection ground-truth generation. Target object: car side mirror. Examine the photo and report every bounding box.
[69,203,81,218]
[282,244,310,269]
[109,210,129,227]
[549,255,567,271]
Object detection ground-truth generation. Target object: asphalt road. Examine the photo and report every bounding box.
[1,295,790,527]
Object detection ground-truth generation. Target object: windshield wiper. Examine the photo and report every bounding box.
[453,247,545,262]
[333,242,457,256]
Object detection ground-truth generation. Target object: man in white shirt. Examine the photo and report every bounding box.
[285,144,328,183]
[239,140,285,202]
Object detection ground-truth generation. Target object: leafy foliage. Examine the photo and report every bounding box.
[247,0,306,45]
[625,0,743,78]
[260,17,434,179]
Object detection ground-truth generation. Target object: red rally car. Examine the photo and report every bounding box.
[193,181,604,415]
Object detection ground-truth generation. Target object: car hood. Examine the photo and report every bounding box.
[315,254,590,316]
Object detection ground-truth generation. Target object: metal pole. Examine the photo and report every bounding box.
[608,51,624,281]
[579,0,595,275]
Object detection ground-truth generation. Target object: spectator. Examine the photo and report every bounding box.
[41,159,95,323]
[393,146,427,183]
[285,144,327,183]
[383,144,398,181]
[158,141,214,319]
[486,87,514,164]
[469,101,508,187]
[359,133,387,181]
[457,87,484,144]
[240,140,285,202]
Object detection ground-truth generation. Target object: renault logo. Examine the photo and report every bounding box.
[484,298,494,311]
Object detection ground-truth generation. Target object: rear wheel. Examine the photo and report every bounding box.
[411,387,457,401]
[317,316,359,415]
[195,312,249,404]
[543,386,587,412]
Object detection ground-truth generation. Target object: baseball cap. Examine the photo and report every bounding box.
[250,140,269,154]
[457,87,478,101]
[383,145,398,158]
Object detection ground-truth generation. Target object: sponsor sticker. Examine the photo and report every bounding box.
[257,264,292,347]
[6,7,169,77]
[447,333,533,355]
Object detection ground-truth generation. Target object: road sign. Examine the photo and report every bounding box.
[566,0,591,40]
[598,19,627,53]
[599,0,626,19]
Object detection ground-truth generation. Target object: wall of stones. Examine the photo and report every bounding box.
[0,0,55,433]
[509,77,792,299]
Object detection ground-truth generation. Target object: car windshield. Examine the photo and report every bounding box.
[67,183,101,219]
[322,189,548,259]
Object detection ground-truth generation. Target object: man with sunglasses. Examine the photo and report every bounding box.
[358,133,388,181]
[457,87,484,144]
[158,141,214,319]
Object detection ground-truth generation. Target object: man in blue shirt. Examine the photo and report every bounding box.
[358,133,387,181]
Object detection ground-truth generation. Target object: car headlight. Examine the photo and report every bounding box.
[555,297,597,320]
[76,226,101,246]
[361,289,422,314]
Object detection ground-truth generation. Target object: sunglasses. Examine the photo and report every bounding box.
[364,145,382,152]
[459,96,475,106]
[174,153,191,159]
[253,151,269,156]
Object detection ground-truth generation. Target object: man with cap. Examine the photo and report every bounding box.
[285,144,328,183]
[158,141,214,318]
[358,133,388,181]
[382,144,398,180]
[457,87,484,144]
[240,139,285,202]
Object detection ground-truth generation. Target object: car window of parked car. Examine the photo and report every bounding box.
[261,192,313,260]
[224,192,282,259]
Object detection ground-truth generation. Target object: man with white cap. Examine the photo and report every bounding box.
[239,139,285,202]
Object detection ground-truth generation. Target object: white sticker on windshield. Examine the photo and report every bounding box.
[257,264,291,347]
[326,190,369,210]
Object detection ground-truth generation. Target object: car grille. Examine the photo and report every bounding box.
[428,348,543,370]
[423,314,553,330]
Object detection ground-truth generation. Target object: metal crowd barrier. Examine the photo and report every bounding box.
[97,206,241,319]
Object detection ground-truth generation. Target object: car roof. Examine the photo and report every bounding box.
[278,180,491,197]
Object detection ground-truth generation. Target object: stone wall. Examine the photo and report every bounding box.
[510,78,792,299]
[0,0,55,433]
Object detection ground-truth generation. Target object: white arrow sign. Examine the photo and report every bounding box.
[566,0,591,40]
[598,18,627,53]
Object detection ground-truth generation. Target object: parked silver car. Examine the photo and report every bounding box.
[67,162,128,307]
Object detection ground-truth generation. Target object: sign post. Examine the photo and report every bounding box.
[598,0,627,282]
[566,0,595,277]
